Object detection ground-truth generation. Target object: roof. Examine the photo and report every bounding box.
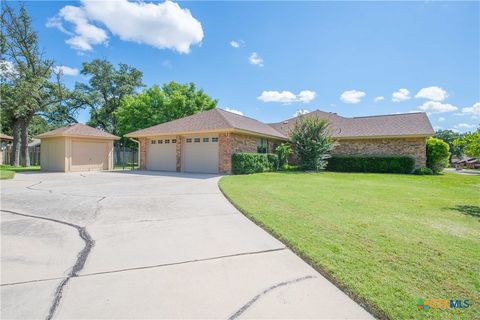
[125,108,287,139]
[269,110,435,139]
[35,123,120,140]
[0,133,13,140]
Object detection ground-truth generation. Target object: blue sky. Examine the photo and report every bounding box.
[22,0,480,132]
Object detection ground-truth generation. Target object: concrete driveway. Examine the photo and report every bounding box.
[1,171,372,319]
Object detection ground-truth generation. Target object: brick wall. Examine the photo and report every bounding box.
[175,135,182,172]
[139,137,147,169]
[219,133,257,174]
[332,137,427,167]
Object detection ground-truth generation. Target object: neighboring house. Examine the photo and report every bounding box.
[0,133,13,165]
[270,110,434,168]
[125,108,287,173]
[452,156,479,169]
[35,123,119,172]
[126,108,434,174]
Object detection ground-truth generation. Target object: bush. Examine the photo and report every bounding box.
[413,167,433,175]
[426,137,450,174]
[232,153,278,174]
[279,164,300,171]
[290,116,335,171]
[326,155,416,174]
[275,143,293,167]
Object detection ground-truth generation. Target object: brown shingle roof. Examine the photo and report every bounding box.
[0,133,13,140]
[269,110,435,139]
[125,109,287,139]
[35,123,119,140]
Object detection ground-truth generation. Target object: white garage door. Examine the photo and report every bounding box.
[71,140,108,171]
[183,135,219,173]
[147,137,176,171]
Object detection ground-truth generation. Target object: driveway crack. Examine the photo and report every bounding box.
[228,275,316,320]
[0,209,95,320]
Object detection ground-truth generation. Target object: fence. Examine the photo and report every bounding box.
[2,146,41,166]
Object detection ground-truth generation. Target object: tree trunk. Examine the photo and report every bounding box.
[20,117,31,167]
[10,119,21,166]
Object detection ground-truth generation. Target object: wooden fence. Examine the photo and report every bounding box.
[2,146,41,166]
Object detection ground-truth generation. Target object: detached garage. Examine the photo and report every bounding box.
[36,123,119,172]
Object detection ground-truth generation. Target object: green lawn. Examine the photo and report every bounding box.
[0,165,41,179]
[219,172,480,320]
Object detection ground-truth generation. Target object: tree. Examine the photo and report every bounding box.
[275,143,292,167]
[435,130,464,161]
[454,129,480,157]
[115,82,217,137]
[73,59,143,135]
[426,137,450,174]
[290,116,335,171]
[1,3,68,166]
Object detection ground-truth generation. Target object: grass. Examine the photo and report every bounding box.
[219,172,480,320]
[0,165,40,179]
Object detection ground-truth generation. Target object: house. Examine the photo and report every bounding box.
[126,108,434,174]
[0,133,13,165]
[452,156,479,169]
[35,123,119,172]
[270,110,434,168]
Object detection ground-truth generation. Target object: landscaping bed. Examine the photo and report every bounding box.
[219,172,480,319]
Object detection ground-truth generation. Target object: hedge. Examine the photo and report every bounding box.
[326,155,416,174]
[232,153,279,174]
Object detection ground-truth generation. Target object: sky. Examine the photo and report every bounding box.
[15,0,480,132]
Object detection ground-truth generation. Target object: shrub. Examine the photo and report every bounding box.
[275,143,293,167]
[279,164,300,171]
[290,116,335,171]
[326,155,416,174]
[232,153,278,174]
[413,167,433,175]
[426,137,450,174]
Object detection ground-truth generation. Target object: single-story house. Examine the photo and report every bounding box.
[35,123,119,172]
[125,108,434,174]
[0,133,13,165]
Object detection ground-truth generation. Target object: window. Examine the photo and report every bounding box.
[257,138,268,153]
[158,140,163,144]
[203,137,209,142]
[172,139,176,143]
[194,138,201,143]
[151,140,156,144]
[186,138,192,143]
[165,139,170,144]
[212,137,219,142]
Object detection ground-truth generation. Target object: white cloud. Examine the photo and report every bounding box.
[462,102,480,115]
[415,86,448,101]
[340,90,366,104]
[418,101,458,113]
[392,88,411,102]
[454,123,476,129]
[257,90,317,104]
[438,117,445,122]
[53,65,79,76]
[224,107,243,116]
[230,40,240,48]
[297,90,317,104]
[294,109,310,117]
[48,0,203,53]
[249,52,263,67]
[374,96,384,102]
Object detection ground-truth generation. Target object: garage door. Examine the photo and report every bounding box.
[147,137,176,171]
[183,135,219,173]
[71,140,108,171]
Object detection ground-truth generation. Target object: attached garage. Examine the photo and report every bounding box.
[36,123,119,172]
[182,135,219,173]
[146,137,177,171]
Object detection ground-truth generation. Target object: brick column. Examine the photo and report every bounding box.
[139,137,147,169]
[218,132,232,174]
[176,135,182,172]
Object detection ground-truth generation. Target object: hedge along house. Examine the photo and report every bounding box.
[125,108,288,174]
[35,123,119,172]
[269,110,435,167]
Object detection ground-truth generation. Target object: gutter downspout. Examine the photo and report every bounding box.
[128,138,140,169]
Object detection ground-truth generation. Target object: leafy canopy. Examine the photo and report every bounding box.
[435,129,464,159]
[454,129,480,157]
[290,116,335,171]
[115,82,218,137]
[275,143,293,167]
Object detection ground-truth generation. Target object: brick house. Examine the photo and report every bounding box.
[125,108,434,174]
